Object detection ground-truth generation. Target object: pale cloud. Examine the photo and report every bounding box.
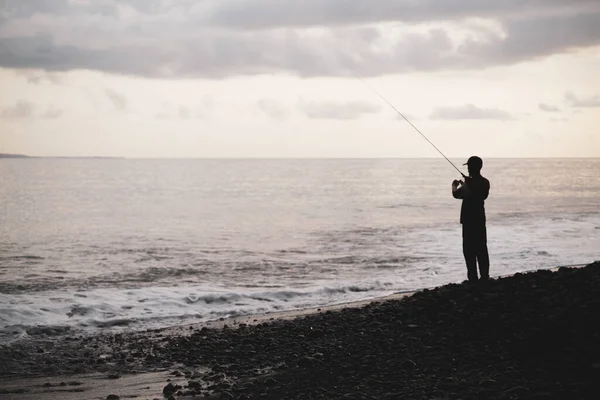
[430,104,515,121]
[299,100,381,120]
[178,105,191,120]
[564,91,600,108]
[105,89,127,111]
[41,106,64,119]
[539,103,561,112]
[155,102,209,120]
[0,101,36,119]
[16,69,63,85]
[0,101,63,119]
[0,1,599,78]
[257,99,287,119]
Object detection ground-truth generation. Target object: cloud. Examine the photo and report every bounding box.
[539,103,561,113]
[42,106,63,119]
[105,89,127,111]
[430,104,514,121]
[0,2,599,78]
[0,101,35,119]
[299,100,381,120]
[564,91,600,108]
[205,0,599,30]
[155,102,210,120]
[0,101,63,119]
[257,99,287,119]
[16,69,62,85]
[178,106,191,120]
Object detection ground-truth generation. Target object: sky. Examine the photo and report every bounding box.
[1,0,599,158]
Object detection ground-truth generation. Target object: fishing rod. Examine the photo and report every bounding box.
[357,77,466,178]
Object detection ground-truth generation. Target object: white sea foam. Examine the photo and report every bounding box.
[0,280,402,342]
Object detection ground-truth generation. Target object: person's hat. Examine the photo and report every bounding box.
[463,156,483,169]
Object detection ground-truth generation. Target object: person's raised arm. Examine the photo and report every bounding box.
[452,179,465,199]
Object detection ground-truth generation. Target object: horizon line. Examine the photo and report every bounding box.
[2,154,599,160]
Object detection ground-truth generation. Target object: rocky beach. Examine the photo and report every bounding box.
[1,261,599,400]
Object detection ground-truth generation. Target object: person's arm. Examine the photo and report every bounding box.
[482,179,490,200]
[452,179,469,199]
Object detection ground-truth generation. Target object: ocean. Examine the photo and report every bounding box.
[1,158,598,343]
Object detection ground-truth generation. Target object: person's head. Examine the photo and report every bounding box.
[464,156,483,176]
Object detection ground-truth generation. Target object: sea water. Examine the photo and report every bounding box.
[1,158,598,342]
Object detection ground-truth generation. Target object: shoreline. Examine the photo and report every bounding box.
[1,261,598,399]
[131,262,591,336]
[1,262,590,347]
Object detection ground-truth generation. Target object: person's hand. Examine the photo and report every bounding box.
[452,179,462,186]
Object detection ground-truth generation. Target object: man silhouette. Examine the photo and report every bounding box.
[452,156,490,282]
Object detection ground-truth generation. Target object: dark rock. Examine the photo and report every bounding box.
[308,328,324,338]
[188,380,203,390]
[107,373,120,379]
[106,395,120,400]
[529,392,552,400]
[264,377,278,386]
[297,356,318,368]
[162,382,181,397]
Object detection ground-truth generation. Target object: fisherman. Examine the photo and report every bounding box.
[452,156,490,282]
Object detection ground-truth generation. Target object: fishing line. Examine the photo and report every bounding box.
[357,77,466,178]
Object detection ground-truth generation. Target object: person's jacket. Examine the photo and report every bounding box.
[453,175,490,225]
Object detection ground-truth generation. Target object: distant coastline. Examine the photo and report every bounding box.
[0,153,31,158]
[0,153,122,159]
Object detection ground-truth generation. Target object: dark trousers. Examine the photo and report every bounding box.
[462,224,489,281]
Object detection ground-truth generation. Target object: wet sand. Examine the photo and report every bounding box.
[1,261,599,399]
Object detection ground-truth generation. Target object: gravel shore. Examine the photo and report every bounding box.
[2,261,599,399]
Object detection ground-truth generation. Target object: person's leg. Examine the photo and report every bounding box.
[476,225,490,280]
[462,224,478,282]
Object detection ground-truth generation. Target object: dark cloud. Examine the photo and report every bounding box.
[458,12,600,68]
[205,0,598,30]
[257,99,287,119]
[565,91,600,108]
[299,100,380,120]
[105,89,127,111]
[0,1,599,78]
[430,104,514,121]
[539,103,561,112]
[0,101,35,119]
